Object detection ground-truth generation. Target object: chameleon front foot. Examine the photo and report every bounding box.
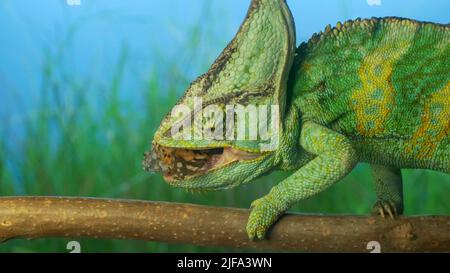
[371,200,403,219]
[246,196,285,240]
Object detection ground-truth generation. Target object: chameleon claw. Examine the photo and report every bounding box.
[391,201,398,217]
[372,200,401,219]
[246,196,284,241]
[379,207,385,219]
[386,205,394,219]
[386,201,398,219]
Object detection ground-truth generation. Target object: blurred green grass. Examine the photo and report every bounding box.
[0,10,449,253]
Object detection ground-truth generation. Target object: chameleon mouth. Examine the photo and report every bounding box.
[143,144,262,182]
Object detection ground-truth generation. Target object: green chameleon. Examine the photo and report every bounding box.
[143,0,449,240]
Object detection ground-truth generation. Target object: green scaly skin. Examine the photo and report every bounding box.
[143,0,449,240]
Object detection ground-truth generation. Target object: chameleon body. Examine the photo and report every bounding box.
[143,0,449,239]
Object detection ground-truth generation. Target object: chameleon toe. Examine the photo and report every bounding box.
[372,200,401,219]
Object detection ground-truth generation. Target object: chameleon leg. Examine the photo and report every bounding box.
[371,164,404,219]
[246,122,358,240]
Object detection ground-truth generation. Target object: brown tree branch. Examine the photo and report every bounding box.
[0,197,449,252]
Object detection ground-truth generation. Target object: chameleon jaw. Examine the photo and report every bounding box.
[143,144,263,184]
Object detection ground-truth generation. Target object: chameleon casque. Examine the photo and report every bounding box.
[143,0,449,240]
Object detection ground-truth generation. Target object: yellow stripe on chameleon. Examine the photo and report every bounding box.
[406,81,450,160]
[351,23,417,137]
[435,29,450,53]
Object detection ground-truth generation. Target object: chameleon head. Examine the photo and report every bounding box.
[143,0,296,190]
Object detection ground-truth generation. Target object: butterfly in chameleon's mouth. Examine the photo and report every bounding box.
[142,143,263,182]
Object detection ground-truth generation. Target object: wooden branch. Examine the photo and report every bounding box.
[0,197,449,252]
